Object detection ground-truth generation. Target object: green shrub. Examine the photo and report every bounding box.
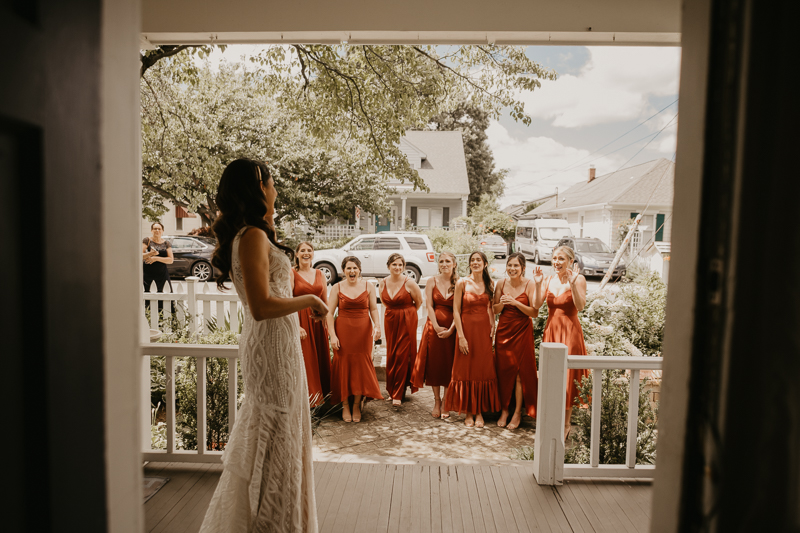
[565,371,658,465]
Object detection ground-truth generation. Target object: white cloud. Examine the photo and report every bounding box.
[488,121,627,207]
[522,47,681,128]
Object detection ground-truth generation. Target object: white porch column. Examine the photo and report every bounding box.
[461,195,468,217]
[533,342,569,486]
[401,195,407,229]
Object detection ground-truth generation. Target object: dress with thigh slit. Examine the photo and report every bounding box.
[494,280,539,417]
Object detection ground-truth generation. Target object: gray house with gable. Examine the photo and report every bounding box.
[531,158,675,252]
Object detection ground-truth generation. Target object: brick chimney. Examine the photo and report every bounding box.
[588,165,596,183]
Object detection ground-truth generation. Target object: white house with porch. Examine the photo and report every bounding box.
[298,130,470,238]
[531,158,675,253]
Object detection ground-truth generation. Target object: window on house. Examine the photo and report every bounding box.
[176,217,183,231]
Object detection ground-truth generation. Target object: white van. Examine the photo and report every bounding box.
[515,216,574,264]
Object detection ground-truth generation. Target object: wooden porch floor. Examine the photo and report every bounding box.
[144,457,652,532]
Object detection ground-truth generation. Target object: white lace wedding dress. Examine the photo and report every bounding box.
[199,227,318,532]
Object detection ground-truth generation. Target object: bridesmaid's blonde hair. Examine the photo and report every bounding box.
[552,245,575,263]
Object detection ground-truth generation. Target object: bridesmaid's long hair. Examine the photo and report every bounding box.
[439,252,458,295]
[294,241,314,270]
[211,158,295,290]
[468,251,494,301]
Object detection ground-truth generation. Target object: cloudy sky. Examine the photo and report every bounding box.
[203,45,681,209]
[493,46,681,207]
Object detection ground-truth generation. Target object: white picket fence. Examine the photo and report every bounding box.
[142,276,428,463]
[533,342,662,484]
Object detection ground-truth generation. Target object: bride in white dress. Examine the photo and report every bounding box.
[200,159,328,533]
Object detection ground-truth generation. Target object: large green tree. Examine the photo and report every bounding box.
[140,44,555,224]
[141,55,389,226]
[425,102,507,210]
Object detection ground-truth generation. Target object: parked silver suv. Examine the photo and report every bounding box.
[313,232,437,284]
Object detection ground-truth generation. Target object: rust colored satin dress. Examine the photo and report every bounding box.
[444,291,500,414]
[293,269,331,407]
[330,283,383,404]
[412,284,456,388]
[494,281,539,417]
[382,280,419,401]
[543,278,589,409]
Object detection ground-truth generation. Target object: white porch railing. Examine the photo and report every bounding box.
[142,278,428,463]
[533,342,662,485]
[142,343,235,463]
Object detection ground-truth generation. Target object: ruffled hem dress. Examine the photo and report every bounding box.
[444,290,500,415]
[329,282,384,404]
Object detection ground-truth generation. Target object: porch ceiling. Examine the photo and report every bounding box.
[141,0,680,47]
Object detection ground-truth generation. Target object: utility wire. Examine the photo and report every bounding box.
[505,99,679,193]
[505,122,677,192]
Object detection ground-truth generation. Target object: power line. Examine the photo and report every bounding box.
[504,99,679,193]
[505,122,678,192]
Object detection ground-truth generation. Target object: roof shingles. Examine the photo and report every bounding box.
[390,130,470,196]
[532,158,674,213]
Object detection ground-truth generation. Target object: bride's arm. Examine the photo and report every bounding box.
[239,228,327,321]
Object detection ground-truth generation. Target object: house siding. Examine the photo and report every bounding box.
[394,197,464,228]
[141,202,204,238]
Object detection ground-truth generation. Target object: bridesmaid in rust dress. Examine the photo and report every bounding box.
[412,252,458,419]
[380,253,424,406]
[327,256,383,422]
[492,252,539,430]
[293,241,331,407]
[533,245,588,439]
[444,251,500,428]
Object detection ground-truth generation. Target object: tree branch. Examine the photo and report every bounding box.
[140,45,203,78]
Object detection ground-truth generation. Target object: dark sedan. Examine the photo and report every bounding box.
[556,237,626,278]
[164,235,220,281]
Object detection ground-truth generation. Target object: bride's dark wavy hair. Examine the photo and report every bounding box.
[211,158,295,290]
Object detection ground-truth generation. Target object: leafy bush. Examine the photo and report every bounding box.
[150,307,243,451]
[423,228,483,255]
[565,371,658,465]
[581,270,666,357]
[511,272,664,463]
[422,228,496,276]
[283,233,353,252]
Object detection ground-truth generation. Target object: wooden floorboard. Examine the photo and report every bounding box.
[554,481,593,533]
[143,460,653,533]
